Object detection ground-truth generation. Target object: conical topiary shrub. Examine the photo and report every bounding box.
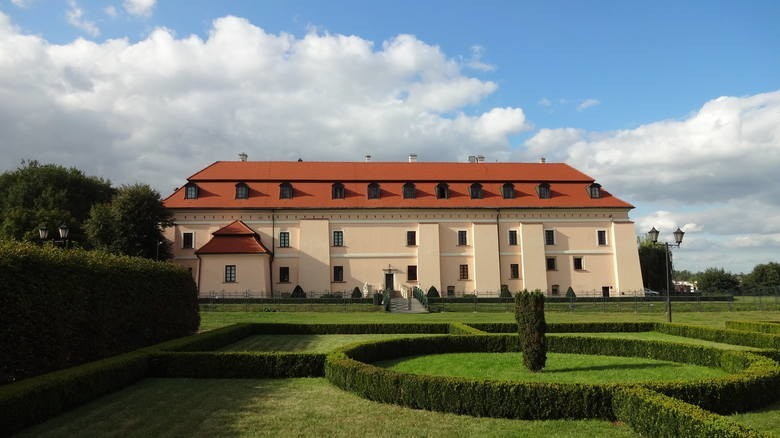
[351,286,363,298]
[427,286,440,298]
[291,284,306,298]
[515,289,547,372]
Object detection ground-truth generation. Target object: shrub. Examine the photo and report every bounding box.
[351,287,363,299]
[566,286,576,298]
[149,352,325,378]
[656,323,780,350]
[448,322,486,335]
[725,320,780,335]
[515,290,547,372]
[466,322,656,334]
[291,284,306,298]
[427,286,440,298]
[499,284,512,298]
[0,241,199,384]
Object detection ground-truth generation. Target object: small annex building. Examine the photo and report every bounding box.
[163,157,644,298]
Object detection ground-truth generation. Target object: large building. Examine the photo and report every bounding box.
[163,157,644,297]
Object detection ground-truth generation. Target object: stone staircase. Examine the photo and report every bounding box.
[389,296,428,313]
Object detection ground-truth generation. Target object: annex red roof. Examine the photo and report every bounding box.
[195,220,270,255]
[165,161,633,210]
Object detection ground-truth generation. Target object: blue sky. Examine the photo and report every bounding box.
[1,0,779,273]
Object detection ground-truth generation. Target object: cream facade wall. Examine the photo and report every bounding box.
[169,208,644,297]
[198,253,271,296]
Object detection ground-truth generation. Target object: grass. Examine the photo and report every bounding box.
[377,352,727,384]
[221,333,438,353]
[16,378,637,438]
[548,332,762,351]
[729,399,780,436]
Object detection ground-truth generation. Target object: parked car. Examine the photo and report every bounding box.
[644,288,661,296]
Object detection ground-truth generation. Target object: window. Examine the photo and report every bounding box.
[447,285,455,296]
[544,229,555,245]
[403,182,416,199]
[574,257,584,270]
[235,182,249,199]
[546,257,557,271]
[184,183,198,199]
[597,230,607,246]
[332,182,345,199]
[279,266,290,283]
[182,232,194,249]
[508,230,518,246]
[406,231,416,246]
[225,265,236,282]
[459,264,469,280]
[551,284,560,295]
[458,230,468,246]
[279,231,290,248]
[407,265,417,281]
[588,183,602,199]
[279,182,293,199]
[510,263,519,279]
[538,183,551,199]
[470,183,483,199]
[502,182,515,199]
[367,182,380,199]
[436,182,449,199]
[333,265,344,282]
[332,230,344,247]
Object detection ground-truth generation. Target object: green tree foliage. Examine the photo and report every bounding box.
[742,262,780,292]
[697,268,741,294]
[0,161,114,243]
[673,269,697,281]
[515,290,547,372]
[638,239,673,292]
[85,184,173,259]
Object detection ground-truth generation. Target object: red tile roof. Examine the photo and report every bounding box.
[195,220,270,255]
[165,161,633,209]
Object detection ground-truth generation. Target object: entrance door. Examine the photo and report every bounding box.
[602,286,610,297]
[385,273,394,291]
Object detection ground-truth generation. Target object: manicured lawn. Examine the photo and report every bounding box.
[16,378,637,437]
[221,333,438,353]
[377,352,727,384]
[729,399,780,436]
[548,332,762,351]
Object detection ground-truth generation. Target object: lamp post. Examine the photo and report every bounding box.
[647,226,684,323]
[38,223,70,248]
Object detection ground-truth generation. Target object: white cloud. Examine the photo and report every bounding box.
[66,1,100,37]
[464,45,495,72]
[123,0,156,17]
[10,0,31,8]
[537,97,552,107]
[104,6,118,18]
[577,98,600,111]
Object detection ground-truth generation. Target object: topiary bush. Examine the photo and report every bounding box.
[566,286,576,298]
[351,287,363,299]
[500,284,512,298]
[291,284,306,298]
[427,286,440,298]
[515,290,546,372]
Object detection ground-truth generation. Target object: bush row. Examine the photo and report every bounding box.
[250,322,451,334]
[725,320,780,335]
[149,352,325,378]
[467,322,656,333]
[612,387,766,438]
[447,322,487,335]
[656,323,780,350]
[0,241,199,384]
[199,297,374,304]
[426,295,732,303]
[325,335,780,420]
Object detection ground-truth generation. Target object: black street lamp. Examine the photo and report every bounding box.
[38,223,70,248]
[648,226,684,323]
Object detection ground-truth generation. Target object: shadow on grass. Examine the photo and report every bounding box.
[547,362,680,373]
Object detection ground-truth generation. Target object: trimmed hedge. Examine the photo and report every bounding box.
[613,387,766,437]
[0,241,199,384]
[468,322,656,334]
[149,352,324,378]
[448,322,486,335]
[250,322,451,334]
[656,323,780,350]
[725,320,780,335]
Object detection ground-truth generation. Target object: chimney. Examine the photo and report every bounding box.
[238,152,248,162]
[468,155,476,163]
[408,153,417,163]
[476,155,485,163]
[365,154,372,162]
[539,157,546,164]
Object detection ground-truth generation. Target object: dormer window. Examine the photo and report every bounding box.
[538,183,551,199]
[332,182,345,199]
[588,183,602,199]
[367,182,380,199]
[279,182,293,199]
[403,182,416,199]
[502,183,514,199]
[184,183,199,199]
[470,183,483,199]
[436,183,449,199]
[235,182,249,199]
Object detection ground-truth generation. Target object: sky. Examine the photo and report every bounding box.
[1,0,779,273]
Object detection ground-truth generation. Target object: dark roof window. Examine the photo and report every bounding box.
[502,182,514,199]
[470,183,483,199]
[538,183,551,199]
[367,182,380,199]
[403,182,416,199]
[436,183,449,199]
[279,182,293,199]
[332,182,345,199]
[235,182,249,199]
[184,183,199,199]
[588,183,602,199]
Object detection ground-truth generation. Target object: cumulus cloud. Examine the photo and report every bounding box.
[0,13,527,194]
[123,0,156,17]
[464,45,495,72]
[577,98,600,111]
[65,1,100,37]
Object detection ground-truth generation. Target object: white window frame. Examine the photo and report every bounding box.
[279,231,290,248]
[544,229,555,246]
[597,229,608,246]
[182,231,195,249]
[332,230,344,247]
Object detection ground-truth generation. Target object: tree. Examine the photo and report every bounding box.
[515,290,546,372]
[638,239,673,292]
[742,262,780,293]
[697,268,740,294]
[0,161,114,243]
[85,184,173,259]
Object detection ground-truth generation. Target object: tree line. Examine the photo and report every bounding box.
[0,161,172,259]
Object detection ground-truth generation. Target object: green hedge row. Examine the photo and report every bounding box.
[613,387,766,438]
[448,322,487,335]
[325,335,780,420]
[656,323,780,350]
[199,297,374,304]
[149,352,325,378]
[0,241,199,384]
[467,322,656,333]
[725,320,780,335]
[250,322,451,334]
